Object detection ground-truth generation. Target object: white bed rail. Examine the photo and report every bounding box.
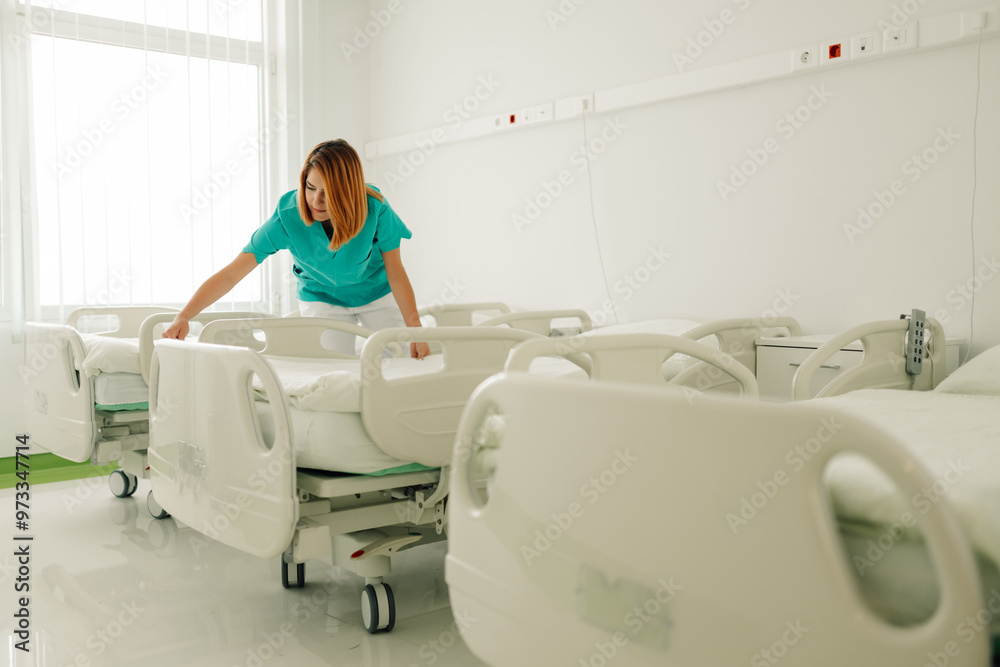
[477,309,594,336]
[506,333,759,398]
[446,373,986,665]
[139,311,277,384]
[792,318,946,400]
[360,326,542,467]
[148,340,296,559]
[66,305,178,337]
[418,302,510,326]
[198,316,374,358]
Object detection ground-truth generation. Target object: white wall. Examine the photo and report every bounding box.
[358,0,1000,355]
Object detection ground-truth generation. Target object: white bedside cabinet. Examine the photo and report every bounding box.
[755,335,965,402]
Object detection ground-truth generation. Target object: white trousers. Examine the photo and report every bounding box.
[299,293,406,356]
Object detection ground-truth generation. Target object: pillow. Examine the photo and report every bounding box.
[935,344,1000,396]
[79,333,141,376]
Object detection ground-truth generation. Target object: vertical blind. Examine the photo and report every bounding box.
[13,0,273,323]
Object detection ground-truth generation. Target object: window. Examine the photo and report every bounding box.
[13,0,276,320]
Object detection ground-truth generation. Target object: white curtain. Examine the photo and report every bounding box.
[3,0,278,330]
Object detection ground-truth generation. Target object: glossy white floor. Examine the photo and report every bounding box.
[1,476,488,667]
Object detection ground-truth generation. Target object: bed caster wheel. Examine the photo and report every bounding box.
[362,583,395,634]
[281,560,305,589]
[147,491,170,520]
[109,470,138,498]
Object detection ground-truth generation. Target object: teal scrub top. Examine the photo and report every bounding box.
[243,187,412,307]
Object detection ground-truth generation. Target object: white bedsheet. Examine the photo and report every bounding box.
[818,389,1000,566]
[94,372,148,407]
[254,402,411,474]
[256,354,586,414]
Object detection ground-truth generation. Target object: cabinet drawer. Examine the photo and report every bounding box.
[757,346,863,402]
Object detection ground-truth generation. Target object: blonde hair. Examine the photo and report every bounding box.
[297,140,384,250]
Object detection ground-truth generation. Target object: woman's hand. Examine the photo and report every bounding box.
[411,341,431,360]
[162,317,190,340]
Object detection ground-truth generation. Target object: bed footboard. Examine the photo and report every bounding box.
[477,309,594,336]
[23,323,96,462]
[148,340,296,558]
[418,302,510,326]
[447,373,986,665]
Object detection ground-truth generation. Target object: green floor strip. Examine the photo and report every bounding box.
[1,453,118,489]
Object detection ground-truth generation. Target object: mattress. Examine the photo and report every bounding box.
[818,389,1000,569]
[93,372,148,411]
[253,401,424,475]
[257,353,587,413]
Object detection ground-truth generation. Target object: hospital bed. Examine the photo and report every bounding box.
[23,306,270,512]
[418,301,510,326]
[445,372,989,666]
[146,318,552,633]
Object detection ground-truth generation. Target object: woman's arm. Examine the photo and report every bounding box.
[162,252,260,339]
[382,248,430,359]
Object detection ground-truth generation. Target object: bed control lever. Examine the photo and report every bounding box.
[788,362,840,370]
[903,308,926,376]
[350,534,422,561]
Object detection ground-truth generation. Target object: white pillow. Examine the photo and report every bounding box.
[935,344,1000,396]
[79,334,141,376]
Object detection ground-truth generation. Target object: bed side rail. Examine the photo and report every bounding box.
[418,302,511,326]
[67,306,179,337]
[198,316,374,357]
[139,311,276,384]
[505,333,759,398]
[359,326,542,467]
[22,323,96,462]
[148,340,296,559]
[792,318,946,400]
[477,309,594,336]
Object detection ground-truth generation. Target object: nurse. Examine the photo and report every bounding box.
[163,139,430,359]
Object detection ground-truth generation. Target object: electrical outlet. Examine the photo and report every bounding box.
[883,26,916,52]
[851,32,878,59]
[535,102,554,122]
[820,40,846,65]
[792,44,819,70]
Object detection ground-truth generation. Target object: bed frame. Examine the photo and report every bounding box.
[147,321,543,633]
[23,306,273,508]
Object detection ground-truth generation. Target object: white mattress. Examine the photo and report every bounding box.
[819,389,1000,567]
[93,372,148,408]
[257,353,587,413]
[254,402,411,474]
